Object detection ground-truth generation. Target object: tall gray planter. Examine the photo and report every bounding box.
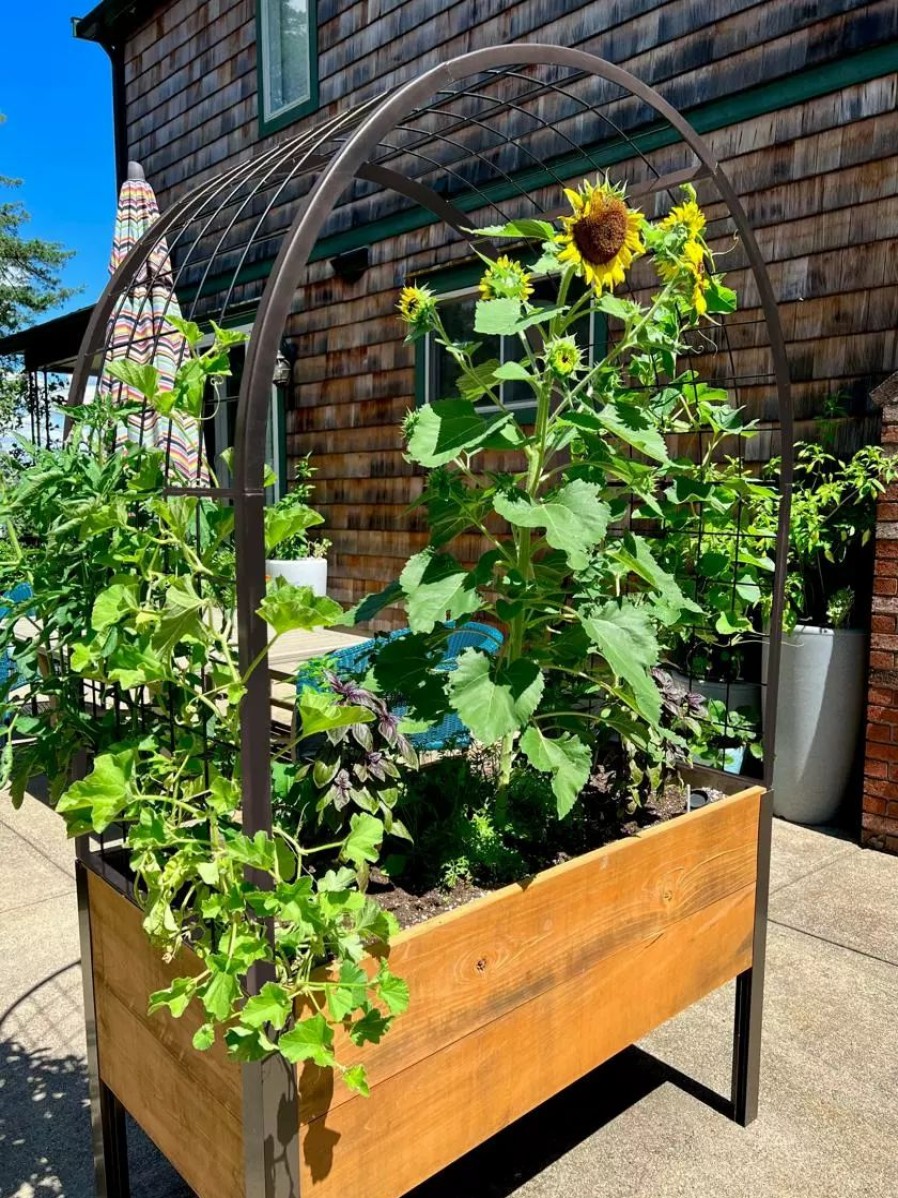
[763,626,867,823]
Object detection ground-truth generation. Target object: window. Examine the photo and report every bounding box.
[418,274,602,420]
[203,332,287,502]
[258,0,318,134]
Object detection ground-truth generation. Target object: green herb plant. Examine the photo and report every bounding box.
[0,321,407,1094]
[756,442,898,631]
[267,455,331,560]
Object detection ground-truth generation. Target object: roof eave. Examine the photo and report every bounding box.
[73,0,167,46]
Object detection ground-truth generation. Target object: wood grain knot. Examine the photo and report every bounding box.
[476,958,488,973]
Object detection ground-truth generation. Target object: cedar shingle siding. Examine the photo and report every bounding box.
[115,0,898,610]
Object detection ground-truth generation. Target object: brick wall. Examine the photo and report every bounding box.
[862,372,898,853]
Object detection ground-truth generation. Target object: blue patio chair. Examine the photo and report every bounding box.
[0,582,34,697]
[297,620,504,751]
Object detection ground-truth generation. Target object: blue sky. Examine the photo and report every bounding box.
[3,2,118,320]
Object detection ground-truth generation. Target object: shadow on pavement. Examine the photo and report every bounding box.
[407,1045,732,1198]
[0,963,192,1198]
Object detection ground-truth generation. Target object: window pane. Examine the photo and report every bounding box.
[263,0,312,119]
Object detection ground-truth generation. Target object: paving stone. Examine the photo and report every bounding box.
[769,845,898,965]
[767,816,855,895]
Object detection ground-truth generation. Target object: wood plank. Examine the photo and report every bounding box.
[88,871,245,1198]
[299,786,763,1124]
[300,875,757,1198]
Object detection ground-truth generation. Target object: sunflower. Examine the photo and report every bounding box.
[556,177,644,293]
[683,239,710,315]
[545,337,583,378]
[397,284,436,327]
[660,197,705,240]
[479,255,534,302]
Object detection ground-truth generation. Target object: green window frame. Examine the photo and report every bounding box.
[415,264,606,424]
[256,0,319,136]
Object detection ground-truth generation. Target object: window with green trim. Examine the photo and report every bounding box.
[417,275,602,420]
[257,0,319,135]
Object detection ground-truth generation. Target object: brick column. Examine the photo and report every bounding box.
[862,372,898,853]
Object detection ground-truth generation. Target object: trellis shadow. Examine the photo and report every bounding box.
[0,963,193,1198]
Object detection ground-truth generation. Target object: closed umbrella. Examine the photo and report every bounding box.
[100,161,205,480]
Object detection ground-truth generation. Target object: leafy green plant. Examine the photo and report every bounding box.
[267,456,330,560]
[276,674,418,885]
[0,326,407,1094]
[693,699,761,772]
[359,181,740,815]
[756,442,898,630]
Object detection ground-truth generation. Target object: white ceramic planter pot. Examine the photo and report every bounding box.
[264,557,328,597]
[762,625,867,824]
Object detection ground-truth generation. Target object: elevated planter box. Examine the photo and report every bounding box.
[82,782,770,1198]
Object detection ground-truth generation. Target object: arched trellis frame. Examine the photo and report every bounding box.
[69,44,791,1198]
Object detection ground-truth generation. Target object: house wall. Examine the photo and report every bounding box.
[114,2,898,613]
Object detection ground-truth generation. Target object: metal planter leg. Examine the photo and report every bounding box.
[731,789,774,1126]
[243,1054,301,1197]
[76,860,131,1196]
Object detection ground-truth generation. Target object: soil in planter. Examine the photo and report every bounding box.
[374,767,720,931]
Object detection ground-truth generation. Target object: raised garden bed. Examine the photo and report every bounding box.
[84,781,768,1198]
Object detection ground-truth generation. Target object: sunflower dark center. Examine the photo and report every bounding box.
[572,198,629,266]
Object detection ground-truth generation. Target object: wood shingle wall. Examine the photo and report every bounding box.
[117,0,898,611]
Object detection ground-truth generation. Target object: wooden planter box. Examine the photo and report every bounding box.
[83,783,768,1198]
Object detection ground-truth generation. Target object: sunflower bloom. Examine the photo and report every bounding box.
[556,178,644,293]
[660,198,706,240]
[479,255,534,302]
[397,284,436,328]
[683,239,710,315]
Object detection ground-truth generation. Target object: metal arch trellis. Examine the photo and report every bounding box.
[67,42,791,1198]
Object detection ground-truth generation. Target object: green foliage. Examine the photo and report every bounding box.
[755,442,898,630]
[265,456,330,560]
[0,329,405,1095]
[275,673,419,887]
[380,186,755,814]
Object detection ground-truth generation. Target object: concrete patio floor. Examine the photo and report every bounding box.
[1,790,896,1198]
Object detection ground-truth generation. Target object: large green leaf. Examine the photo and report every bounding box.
[596,401,669,463]
[296,691,375,738]
[258,580,343,635]
[474,298,522,335]
[152,579,208,656]
[493,480,610,568]
[579,602,661,724]
[91,583,138,633]
[341,812,384,868]
[56,750,136,834]
[370,631,448,722]
[399,550,481,634]
[519,726,592,818]
[277,1013,336,1067]
[446,648,544,745]
[264,505,324,554]
[406,399,512,468]
[240,981,293,1031]
[610,534,702,625]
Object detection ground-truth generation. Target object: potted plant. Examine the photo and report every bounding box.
[758,443,898,823]
[1,187,774,1198]
[265,456,331,595]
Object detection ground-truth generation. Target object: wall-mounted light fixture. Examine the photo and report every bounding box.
[329,246,370,283]
[273,338,298,388]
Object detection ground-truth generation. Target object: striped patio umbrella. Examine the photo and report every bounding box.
[100,162,205,480]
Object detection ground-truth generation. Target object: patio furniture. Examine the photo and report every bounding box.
[0,582,33,697]
[296,620,504,750]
